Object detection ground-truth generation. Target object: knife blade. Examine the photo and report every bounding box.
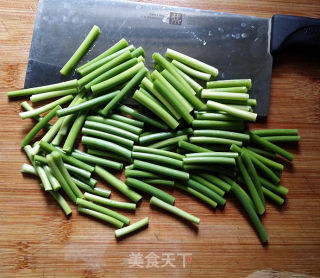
[24,0,320,116]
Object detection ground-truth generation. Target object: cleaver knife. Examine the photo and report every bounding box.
[24,0,320,116]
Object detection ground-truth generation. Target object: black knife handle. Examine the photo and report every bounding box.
[270,14,320,55]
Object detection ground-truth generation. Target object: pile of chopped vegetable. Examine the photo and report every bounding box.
[8,25,300,243]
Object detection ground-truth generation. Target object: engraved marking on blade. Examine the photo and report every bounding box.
[169,12,182,25]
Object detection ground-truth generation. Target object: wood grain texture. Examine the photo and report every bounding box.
[0,0,320,277]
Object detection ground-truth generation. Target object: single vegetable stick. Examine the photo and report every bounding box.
[203,87,248,93]
[132,152,183,168]
[172,64,203,93]
[78,38,128,71]
[236,156,265,215]
[84,192,136,210]
[261,135,300,143]
[201,91,249,101]
[57,92,119,117]
[183,157,236,166]
[115,217,149,238]
[142,179,175,186]
[91,62,144,95]
[166,48,218,77]
[172,59,211,81]
[133,90,179,129]
[126,178,175,205]
[241,151,266,206]
[206,100,257,122]
[71,150,123,170]
[19,95,73,119]
[82,136,132,161]
[195,112,240,121]
[250,129,298,136]
[201,104,251,112]
[191,175,225,196]
[147,135,188,149]
[249,132,294,161]
[224,104,253,111]
[125,169,163,179]
[110,114,144,128]
[207,79,252,89]
[118,105,168,130]
[71,177,111,198]
[139,131,173,144]
[77,206,124,228]
[94,166,142,203]
[21,163,37,175]
[21,105,61,147]
[30,88,78,103]
[8,79,78,98]
[133,160,189,181]
[60,25,100,75]
[82,127,134,149]
[194,129,250,142]
[150,196,200,224]
[84,120,139,142]
[178,141,211,153]
[39,140,94,172]
[78,46,134,76]
[131,46,145,57]
[46,153,77,202]
[153,53,204,110]
[185,152,239,158]
[205,99,251,106]
[192,120,245,131]
[62,111,87,153]
[132,146,184,161]
[175,183,217,209]
[141,77,181,119]
[190,136,243,146]
[231,183,268,244]
[77,198,130,224]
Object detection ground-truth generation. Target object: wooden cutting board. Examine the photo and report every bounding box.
[0,0,320,277]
